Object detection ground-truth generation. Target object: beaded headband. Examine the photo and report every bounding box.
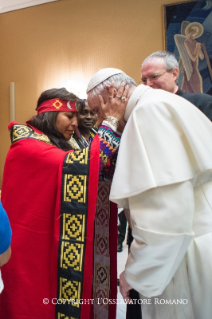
[37,98,78,114]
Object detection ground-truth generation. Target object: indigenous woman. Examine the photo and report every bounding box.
[0,87,126,319]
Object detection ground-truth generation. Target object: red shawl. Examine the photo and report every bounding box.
[0,122,100,319]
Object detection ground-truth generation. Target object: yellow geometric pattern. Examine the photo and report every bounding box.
[62,213,85,242]
[57,144,91,318]
[59,278,81,308]
[30,132,52,144]
[60,242,84,271]
[64,175,87,203]
[11,124,52,145]
[53,99,62,109]
[99,150,108,165]
[58,314,77,319]
[12,125,31,141]
[66,148,88,164]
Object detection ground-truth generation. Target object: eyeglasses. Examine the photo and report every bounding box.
[139,71,167,84]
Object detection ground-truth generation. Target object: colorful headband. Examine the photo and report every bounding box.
[37,98,78,114]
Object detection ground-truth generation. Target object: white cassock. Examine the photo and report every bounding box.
[110,85,212,319]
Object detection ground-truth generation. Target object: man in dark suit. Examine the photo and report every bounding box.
[141,51,212,120]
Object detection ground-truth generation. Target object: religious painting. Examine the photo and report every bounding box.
[164,0,212,95]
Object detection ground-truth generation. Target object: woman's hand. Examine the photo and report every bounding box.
[98,82,129,121]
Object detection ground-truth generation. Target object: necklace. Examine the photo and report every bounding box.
[81,135,91,147]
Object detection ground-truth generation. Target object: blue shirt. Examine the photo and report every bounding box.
[0,202,12,254]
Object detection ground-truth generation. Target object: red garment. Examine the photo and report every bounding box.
[0,123,100,319]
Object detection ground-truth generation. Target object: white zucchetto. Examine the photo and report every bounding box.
[86,68,124,93]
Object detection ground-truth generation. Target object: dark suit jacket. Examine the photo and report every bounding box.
[176,88,212,121]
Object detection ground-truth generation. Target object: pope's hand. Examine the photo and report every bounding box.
[119,271,133,304]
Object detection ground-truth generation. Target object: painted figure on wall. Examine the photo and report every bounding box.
[174,21,205,93]
[165,1,212,95]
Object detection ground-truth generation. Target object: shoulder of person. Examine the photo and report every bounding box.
[182,91,212,103]
[0,203,12,255]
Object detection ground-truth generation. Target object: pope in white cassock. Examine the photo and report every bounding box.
[86,68,212,319]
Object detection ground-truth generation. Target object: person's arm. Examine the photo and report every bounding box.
[0,247,11,268]
[96,82,128,176]
[120,180,194,299]
[0,202,12,267]
[185,38,203,61]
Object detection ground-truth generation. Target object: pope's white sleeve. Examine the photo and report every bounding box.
[125,180,194,297]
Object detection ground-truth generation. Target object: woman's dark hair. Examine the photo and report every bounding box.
[28,88,83,151]
[76,99,87,113]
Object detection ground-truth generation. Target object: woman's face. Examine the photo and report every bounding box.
[55,111,78,140]
[77,103,97,130]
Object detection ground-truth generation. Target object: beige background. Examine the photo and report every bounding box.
[0,0,186,183]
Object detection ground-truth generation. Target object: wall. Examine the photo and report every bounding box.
[0,0,186,183]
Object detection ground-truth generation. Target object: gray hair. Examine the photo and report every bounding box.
[88,73,137,98]
[142,51,179,71]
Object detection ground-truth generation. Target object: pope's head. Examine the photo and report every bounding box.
[86,68,136,115]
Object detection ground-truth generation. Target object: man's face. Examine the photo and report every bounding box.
[87,89,108,117]
[141,58,178,93]
[87,93,101,115]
